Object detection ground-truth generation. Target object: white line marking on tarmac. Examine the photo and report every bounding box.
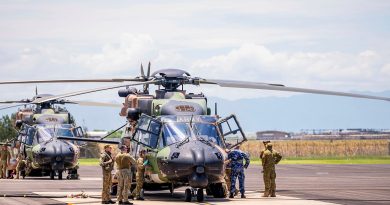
[79,177,102,181]
[34,192,340,205]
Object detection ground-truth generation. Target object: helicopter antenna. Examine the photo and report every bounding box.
[35,86,38,95]
[214,102,218,116]
[189,114,194,127]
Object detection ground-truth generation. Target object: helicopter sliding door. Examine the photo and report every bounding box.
[132,114,162,150]
[217,114,247,148]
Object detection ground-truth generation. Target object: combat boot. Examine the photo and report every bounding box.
[270,190,276,197]
[241,194,246,198]
[122,201,133,205]
[262,191,269,197]
[107,199,115,204]
[229,193,234,198]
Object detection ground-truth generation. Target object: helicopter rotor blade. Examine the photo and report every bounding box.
[0,100,31,104]
[143,62,152,94]
[201,79,390,102]
[69,100,122,108]
[0,103,32,111]
[147,62,151,78]
[32,81,157,104]
[0,78,143,85]
[140,64,145,78]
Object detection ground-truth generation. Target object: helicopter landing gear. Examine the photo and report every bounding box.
[208,183,227,198]
[50,170,55,180]
[169,183,175,196]
[66,169,79,180]
[58,170,63,180]
[184,188,204,202]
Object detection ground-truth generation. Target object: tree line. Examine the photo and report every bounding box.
[0,114,17,142]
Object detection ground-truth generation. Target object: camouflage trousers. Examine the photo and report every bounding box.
[101,170,112,201]
[224,168,232,192]
[132,170,144,198]
[117,169,132,202]
[263,168,276,194]
[0,160,7,178]
[15,161,26,179]
[230,168,245,195]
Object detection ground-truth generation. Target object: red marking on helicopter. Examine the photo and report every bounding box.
[175,105,195,112]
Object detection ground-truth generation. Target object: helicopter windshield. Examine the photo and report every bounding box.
[35,124,76,143]
[162,122,194,146]
[192,123,223,146]
[36,127,54,142]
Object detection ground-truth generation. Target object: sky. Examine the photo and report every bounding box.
[0,1,389,131]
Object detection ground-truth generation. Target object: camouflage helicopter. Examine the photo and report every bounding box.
[0,63,389,201]
[0,92,120,180]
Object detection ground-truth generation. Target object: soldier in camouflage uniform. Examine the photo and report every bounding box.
[227,145,250,198]
[99,145,115,204]
[133,149,146,200]
[0,145,11,179]
[259,140,270,159]
[261,143,282,197]
[224,149,232,195]
[15,153,27,179]
[116,145,136,204]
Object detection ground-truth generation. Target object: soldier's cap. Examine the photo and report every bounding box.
[266,143,273,148]
[104,145,112,149]
[263,140,271,144]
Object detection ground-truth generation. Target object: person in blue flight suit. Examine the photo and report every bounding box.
[227,145,250,198]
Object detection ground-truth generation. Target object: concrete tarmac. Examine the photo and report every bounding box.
[0,164,389,205]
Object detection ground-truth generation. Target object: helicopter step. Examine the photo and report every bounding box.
[184,187,204,202]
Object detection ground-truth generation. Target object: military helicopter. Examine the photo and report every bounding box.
[0,92,121,180]
[0,63,389,201]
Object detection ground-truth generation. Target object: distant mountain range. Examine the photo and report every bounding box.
[210,91,390,132]
[2,91,389,132]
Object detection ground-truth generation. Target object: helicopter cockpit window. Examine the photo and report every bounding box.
[162,122,193,146]
[193,123,222,146]
[56,128,74,137]
[36,128,54,143]
[133,114,162,149]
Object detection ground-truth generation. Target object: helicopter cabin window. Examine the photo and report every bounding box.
[193,123,223,146]
[162,122,192,146]
[218,115,246,148]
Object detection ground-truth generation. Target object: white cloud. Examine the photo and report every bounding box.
[189,44,389,100]
[71,34,159,74]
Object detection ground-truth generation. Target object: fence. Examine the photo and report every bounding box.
[241,140,390,158]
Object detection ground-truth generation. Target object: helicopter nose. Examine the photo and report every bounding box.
[34,139,77,170]
[157,140,226,188]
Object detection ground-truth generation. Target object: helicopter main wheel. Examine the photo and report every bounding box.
[50,170,55,180]
[184,188,192,202]
[212,183,227,198]
[206,187,213,196]
[196,188,204,202]
[169,183,175,196]
[58,170,63,180]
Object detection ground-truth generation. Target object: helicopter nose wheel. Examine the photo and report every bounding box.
[184,188,204,202]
